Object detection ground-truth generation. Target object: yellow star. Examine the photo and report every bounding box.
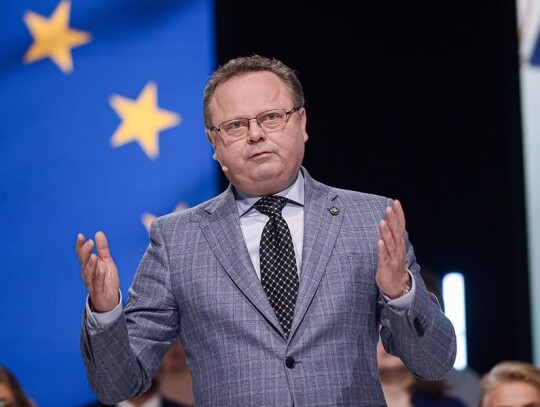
[142,202,188,232]
[110,82,181,159]
[23,0,91,74]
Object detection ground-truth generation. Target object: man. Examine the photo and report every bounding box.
[77,54,457,406]
[480,361,540,407]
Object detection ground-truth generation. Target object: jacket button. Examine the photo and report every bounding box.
[285,357,296,369]
[81,344,89,359]
[413,316,425,337]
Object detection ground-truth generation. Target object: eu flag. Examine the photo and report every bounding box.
[0,0,217,405]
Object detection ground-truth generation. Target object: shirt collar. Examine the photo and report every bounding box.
[235,170,305,217]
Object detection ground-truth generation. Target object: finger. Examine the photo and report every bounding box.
[76,233,86,256]
[377,239,389,266]
[95,231,112,260]
[379,218,396,254]
[83,253,98,288]
[385,205,404,246]
[380,215,407,270]
[76,233,88,262]
[393,199,406,230]
[94,256,107,293]
[78,238,95,269]
[390,201,407,258]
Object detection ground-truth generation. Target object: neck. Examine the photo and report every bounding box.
[234,170,301,199]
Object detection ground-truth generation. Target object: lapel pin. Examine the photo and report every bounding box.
[328,206,340,215]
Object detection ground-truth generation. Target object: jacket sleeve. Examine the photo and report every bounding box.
[378,230,457,380]
[80,218,178,404]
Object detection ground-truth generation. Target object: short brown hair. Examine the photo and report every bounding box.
[203,54,304,130]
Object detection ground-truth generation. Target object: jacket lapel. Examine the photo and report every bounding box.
[289,170,343,339]
[200,187,283,335]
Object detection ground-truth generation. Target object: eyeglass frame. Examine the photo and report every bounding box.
[208,106,302,138]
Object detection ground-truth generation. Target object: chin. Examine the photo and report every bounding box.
[236,173,283,196]
[245,160,280,179]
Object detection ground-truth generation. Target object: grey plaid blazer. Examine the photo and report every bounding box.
[81,167,456,406]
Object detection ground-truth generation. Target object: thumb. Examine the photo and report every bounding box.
[94,231,112,259]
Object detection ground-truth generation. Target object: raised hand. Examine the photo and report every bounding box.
[375,200,411,299]
[76,231,120,312]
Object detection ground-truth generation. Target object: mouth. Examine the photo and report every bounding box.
[249,151,272,160]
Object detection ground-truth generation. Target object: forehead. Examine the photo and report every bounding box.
[486,381,540,406]
[211,71,291,119]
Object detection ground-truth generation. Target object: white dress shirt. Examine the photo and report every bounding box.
[235,170,304,280]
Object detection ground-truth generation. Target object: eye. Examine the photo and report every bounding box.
[259,110,283,123]
[223,119,248,132]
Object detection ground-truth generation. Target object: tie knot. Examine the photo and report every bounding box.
[255,195,288,217]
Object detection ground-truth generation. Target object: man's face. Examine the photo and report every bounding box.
[207,71,308,196]
[483,381,540,407]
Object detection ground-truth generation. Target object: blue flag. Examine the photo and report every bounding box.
[0,0,216,405]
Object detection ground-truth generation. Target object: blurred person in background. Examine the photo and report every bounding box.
[420,269,481,407]
[83,335,192,407]
[83,373,189,407]
[377,336,466,407]
[157,338,193,407]
[0,365,34,407]
[479,360,540,407]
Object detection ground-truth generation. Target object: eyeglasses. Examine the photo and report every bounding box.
[210,107,301,141]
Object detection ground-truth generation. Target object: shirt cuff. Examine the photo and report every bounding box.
[85,290,123,332]
[382,270,416,309]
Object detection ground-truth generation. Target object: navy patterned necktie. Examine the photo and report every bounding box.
[255,195,299,338]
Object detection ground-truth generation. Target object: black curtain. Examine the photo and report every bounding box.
[214,0,530,374]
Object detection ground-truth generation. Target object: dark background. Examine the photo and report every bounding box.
[214,0,530,375]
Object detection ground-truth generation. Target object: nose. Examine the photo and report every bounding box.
[246,118,265,143]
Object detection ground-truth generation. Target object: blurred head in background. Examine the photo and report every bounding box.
[0,365,33,407]
[480,360,540,407]
[158,338,194,406]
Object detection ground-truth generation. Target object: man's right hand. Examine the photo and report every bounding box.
[76,231,120,313]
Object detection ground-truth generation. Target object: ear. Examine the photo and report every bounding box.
[300,108,308,141]
[205,129,216,148]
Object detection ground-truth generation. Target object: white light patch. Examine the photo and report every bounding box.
[443,272,467,370]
